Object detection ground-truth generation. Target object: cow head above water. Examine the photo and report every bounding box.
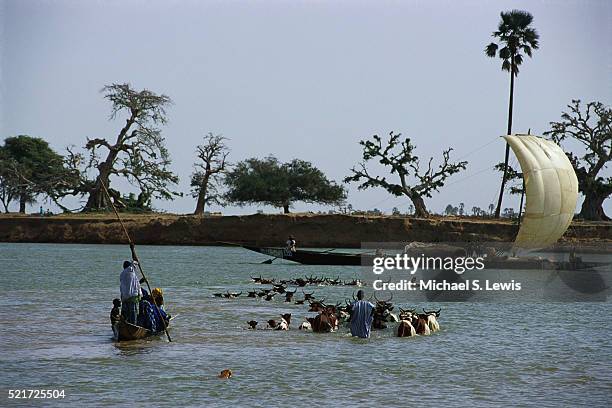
[272,283,287,294]
[280,313,292,326]
[284,289,296,302]
[302,290,315,300]
[307,310,338,333]
[423,308,441,318]
[372,292,394,330]
[308,299,327,312]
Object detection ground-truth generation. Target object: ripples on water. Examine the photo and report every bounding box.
[0,243,611,407]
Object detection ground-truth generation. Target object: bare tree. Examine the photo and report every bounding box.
[344,131,467,217]
[191,133,229,215]
[544,100,611,220]
[83,83,179,211]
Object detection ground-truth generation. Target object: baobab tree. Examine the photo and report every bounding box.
[344,131,467,218]
[191,133,229,215]
[544,100,611,221]
[83,83,179,211]
[485,10,539,217]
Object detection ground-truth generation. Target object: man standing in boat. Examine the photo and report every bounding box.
[350,290,374,339]
[286,235,296,253]
[120,260,146,325]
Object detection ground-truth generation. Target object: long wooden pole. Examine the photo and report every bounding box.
[101,183,172,342]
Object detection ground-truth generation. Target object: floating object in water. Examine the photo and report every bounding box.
[218,369,232,379]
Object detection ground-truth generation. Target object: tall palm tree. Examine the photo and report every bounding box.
[485,10,539,218]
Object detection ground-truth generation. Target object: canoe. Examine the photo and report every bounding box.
[243,245,366,265]
[113,320,169,342]
[484,258,607,271]
[242,245,607,270]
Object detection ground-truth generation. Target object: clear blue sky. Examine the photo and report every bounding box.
[1,0,610,215]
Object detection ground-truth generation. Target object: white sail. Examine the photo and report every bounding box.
[503,135,579,249]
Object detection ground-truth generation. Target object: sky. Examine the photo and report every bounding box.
[1,0,610,215]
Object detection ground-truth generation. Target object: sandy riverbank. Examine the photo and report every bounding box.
[0,213,610,251]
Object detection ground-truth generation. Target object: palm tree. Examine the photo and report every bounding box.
[485,10,539,218]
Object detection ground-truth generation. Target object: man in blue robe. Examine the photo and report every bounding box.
[350,290,375,338]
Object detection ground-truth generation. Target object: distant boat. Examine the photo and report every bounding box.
[242,245,606,270]
[243,245,365,265]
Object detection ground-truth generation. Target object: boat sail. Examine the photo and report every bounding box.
[503,135,579,250]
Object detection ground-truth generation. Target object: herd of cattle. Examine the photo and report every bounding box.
[212,275,442,337]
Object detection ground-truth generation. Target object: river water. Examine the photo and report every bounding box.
[0,243,610,407]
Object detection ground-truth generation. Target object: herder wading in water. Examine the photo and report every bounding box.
[350,290,375,338]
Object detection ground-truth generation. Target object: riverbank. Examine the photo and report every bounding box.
[0,213,610,250]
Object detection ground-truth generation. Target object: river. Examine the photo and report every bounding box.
[0,243,610,407]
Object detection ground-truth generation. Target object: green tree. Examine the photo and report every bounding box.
[83,83,179,211]
[503,207,517,219]
[0,148,18,212]
[544,100,611,221]
[224,156,346,213]
[485,10,539,218]
[444,204,455,216]
[0,136,70,213]
[344,131,467,218]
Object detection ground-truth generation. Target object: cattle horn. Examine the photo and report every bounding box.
[423,308,441,316]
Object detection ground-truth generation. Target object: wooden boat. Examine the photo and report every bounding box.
[242,245,607,270]
[113,320,169,342]
[483,257,607,271]
[243,245,365,265]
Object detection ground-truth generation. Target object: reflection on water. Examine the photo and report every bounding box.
[0,243,611,407]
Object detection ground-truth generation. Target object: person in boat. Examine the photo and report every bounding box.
[110,298,121,327]
[138,290,158,333]
[137,287,169,332]
[119,260,146,325]
[350,290,375,339]
[151,287,170,327]
[286,235,296,252]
